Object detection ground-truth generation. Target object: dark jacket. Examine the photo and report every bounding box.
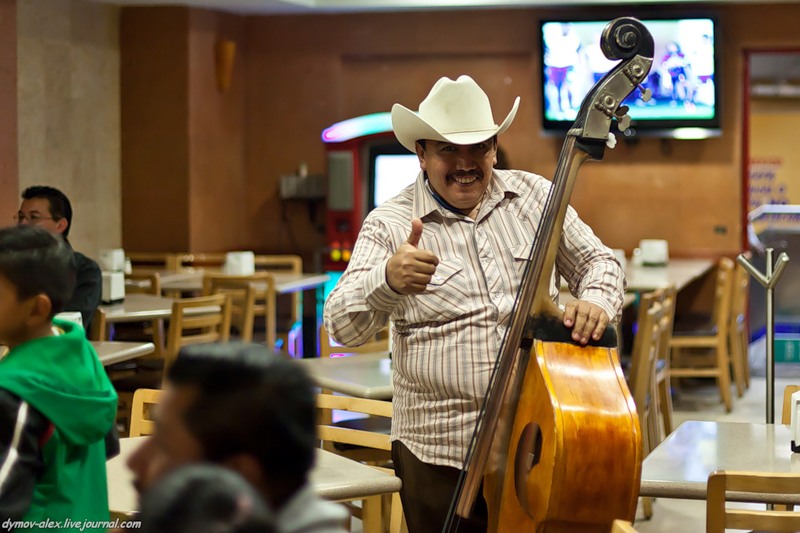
[64,251,102,334]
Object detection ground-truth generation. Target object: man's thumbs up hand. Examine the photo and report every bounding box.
[387,218,439,294]
[406,218,423,247]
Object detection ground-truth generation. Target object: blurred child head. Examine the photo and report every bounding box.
[139,464,275,533]
[0,225,75,348]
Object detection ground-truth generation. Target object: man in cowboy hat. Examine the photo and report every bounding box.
[324,75,625,532]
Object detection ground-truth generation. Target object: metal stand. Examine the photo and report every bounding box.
[737,248,790,424]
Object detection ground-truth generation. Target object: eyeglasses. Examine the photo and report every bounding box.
[14,214,55,225]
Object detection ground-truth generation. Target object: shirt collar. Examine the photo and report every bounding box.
[411,169,521,220]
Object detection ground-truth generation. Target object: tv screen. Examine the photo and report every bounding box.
[540,16,720,138]
[368,144,419,210]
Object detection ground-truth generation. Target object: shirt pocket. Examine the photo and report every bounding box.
[510,244,533,278]
[405,259,467,324]
[508,244,559,294]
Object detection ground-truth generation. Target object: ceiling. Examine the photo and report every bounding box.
[92,0,800,15]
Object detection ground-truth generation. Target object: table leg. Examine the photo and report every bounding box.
[302,286,321,358]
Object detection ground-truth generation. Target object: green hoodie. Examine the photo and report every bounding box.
[0,319,118,532]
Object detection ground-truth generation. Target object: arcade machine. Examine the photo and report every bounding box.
[317,112,419,350]
[321,112,419,287]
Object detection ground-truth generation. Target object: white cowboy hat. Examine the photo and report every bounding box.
[391,75,520,153]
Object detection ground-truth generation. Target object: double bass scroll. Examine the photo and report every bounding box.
[444,17,654,533]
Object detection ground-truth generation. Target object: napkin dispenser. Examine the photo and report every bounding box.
[792,391,800,453]
[98,248,126,272]
[223,251,255,275]
[101,271,125,304]
[639,239,669,267]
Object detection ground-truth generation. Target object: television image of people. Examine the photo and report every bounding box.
[541,18,717,129]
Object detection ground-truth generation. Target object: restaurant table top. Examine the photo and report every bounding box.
[107,437,402,514]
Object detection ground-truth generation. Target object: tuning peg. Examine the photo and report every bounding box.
[613,105,631,131]
[638,84,652,102]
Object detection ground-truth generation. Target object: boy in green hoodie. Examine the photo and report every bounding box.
[0,225,118,532]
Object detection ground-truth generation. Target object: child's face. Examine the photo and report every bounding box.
[0,275,34,348]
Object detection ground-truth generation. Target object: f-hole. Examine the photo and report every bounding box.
[514,422,542,517]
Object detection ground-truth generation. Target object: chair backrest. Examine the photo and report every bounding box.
[656,286,677,364]
[319,324,389,358]
[177,252,226,271]
[163,293,233,371]
[316,393,393,452]
[611,520,638,533]
[127,252,180,272]
[129,388,163,437]
[255,254,303,329]
[202,274,271,344]
[629,292,664,420]
[125,272,161,296]
[781,385,800,425]
[709,257,736,337]
[706,470,800,533]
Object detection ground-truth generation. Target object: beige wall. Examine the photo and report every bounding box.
[17,0,120,258]
[0,0,17,220]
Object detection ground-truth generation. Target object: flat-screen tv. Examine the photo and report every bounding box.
[540,16,720,139]
[367,144,419,210]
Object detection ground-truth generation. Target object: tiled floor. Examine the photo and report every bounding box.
[634,373,796,532]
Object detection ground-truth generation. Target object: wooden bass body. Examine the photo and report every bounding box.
[487,338,642,531]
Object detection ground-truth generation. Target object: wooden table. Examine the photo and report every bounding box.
[559,259,715,293]
[158,271,330,295]
[625,259,714,292]
[640,420,800,504]
[92,293,218,341]
[299,351,393,400]
[107,437,402,514]
[91,341,155,366]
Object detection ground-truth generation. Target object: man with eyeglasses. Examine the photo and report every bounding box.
[16,186,101,334]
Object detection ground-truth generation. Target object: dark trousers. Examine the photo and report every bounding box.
[391,440,488,533]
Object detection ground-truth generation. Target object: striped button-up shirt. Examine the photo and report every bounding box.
[323,169,625,469]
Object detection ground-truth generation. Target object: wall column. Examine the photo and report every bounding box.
[0,0,17,219]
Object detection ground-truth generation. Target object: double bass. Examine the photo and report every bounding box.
[443,18,654,532]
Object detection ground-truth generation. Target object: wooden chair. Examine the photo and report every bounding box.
[729,260,751,395]
[113,293,232,435]
[127,252,180,272]
[670,257,736,413]
[202,274,266,343]
[611,520,638,533]
[781,385,800,424]
[129,388,162,437]
[162,293,233,371]
[317,393,404,533]
[654,286,677,437]
[125,272,161,295]
[107,272,166,375]
[181,253,300,352]
[627,293,665,519]
[320,324,389,358]
[254,255,304,353]
[706,470,800,533]
[176,252,226,271]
